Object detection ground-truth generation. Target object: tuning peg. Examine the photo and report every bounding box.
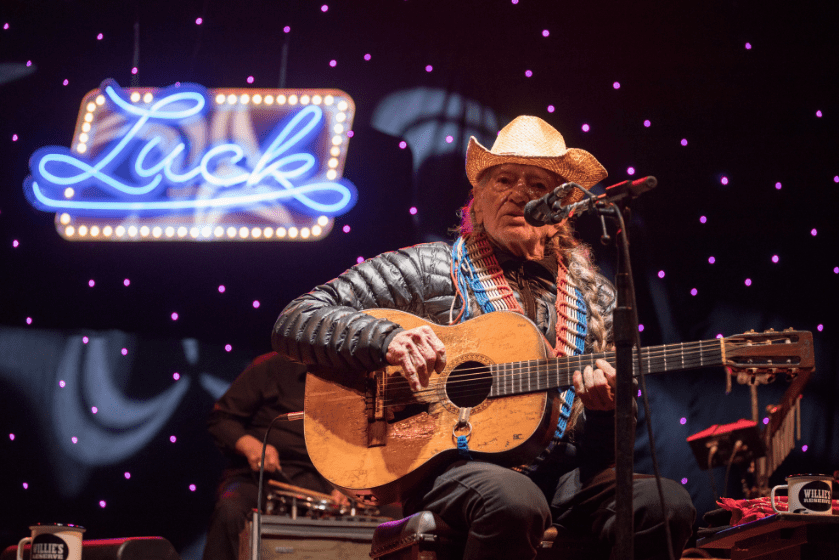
[764,328,776,333]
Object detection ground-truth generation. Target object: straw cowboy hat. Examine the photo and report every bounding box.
[465,115,608,204]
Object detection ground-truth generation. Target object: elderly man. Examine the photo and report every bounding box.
[272,116,695,559]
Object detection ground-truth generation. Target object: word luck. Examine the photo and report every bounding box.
[22,79,357,241]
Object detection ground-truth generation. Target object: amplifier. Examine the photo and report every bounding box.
[238,512,383,560]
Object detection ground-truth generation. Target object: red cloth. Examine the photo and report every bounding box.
[717,496,840,526]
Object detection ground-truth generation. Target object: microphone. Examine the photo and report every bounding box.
[524,176,657,226]
[523,183,577,227]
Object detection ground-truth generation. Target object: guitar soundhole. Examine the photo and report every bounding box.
[446,361,492,408]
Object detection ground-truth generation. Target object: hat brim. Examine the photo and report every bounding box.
[465,137,608,203]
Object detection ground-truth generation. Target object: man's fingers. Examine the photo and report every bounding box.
[401,355,421,390]
[595,358,617,388]
[386,327,447,391]
[428,332,447,372]
[574,363,615,411]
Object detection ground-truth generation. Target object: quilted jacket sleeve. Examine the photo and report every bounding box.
[271,242,455,373]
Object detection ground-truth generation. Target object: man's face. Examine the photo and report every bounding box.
[472,163,564,259]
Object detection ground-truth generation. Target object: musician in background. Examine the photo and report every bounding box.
[203,352,335,560]
[272,116,696,559]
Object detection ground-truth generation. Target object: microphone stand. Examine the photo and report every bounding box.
[253,411,305,560]
[554,176,673,560]
[599,200,637,560]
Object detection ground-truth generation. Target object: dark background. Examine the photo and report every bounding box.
[0,0,836,557]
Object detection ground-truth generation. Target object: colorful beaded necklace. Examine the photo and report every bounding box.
[450,231,588,468]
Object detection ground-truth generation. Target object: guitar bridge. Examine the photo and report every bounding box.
[366,370,387,447]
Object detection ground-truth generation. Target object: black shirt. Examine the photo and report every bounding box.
[207,352,333,494]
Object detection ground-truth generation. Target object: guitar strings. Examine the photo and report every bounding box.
[413,336,793,387]
[311,338,795,411]
[380,336,799,408]
[404,339,725,386]
[370,340,732,408]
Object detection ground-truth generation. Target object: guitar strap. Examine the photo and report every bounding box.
[450,233,588,470]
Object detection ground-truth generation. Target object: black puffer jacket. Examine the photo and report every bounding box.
[272,241,619,477]
[272,241,615,372]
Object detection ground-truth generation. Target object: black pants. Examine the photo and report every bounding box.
[403,461,696,560]
[203,474,259,560]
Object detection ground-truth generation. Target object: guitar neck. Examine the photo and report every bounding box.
[488,339,724,398]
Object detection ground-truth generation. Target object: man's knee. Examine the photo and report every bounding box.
[634,477,695,530]
[214,497,251,527]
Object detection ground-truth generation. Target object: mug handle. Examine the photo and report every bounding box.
[17,537,31,560]
[770,484,786,514]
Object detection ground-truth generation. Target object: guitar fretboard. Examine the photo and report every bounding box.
[488,339,724,398]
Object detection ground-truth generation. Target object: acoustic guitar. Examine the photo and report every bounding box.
[302,309,814,505]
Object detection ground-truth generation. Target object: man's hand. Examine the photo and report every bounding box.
[331,488,352,507]
[235,434,281,473]
[572,358,616,411]
[385,326,447,391]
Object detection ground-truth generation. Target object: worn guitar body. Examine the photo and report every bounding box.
[303,309,560,505]
[302,309,815,506]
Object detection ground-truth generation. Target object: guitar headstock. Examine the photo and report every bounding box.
[723,328,814,378]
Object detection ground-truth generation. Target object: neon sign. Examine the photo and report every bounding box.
[23,79,358,241]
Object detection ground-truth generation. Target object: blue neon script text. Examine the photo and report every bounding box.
[23,80,357,216]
